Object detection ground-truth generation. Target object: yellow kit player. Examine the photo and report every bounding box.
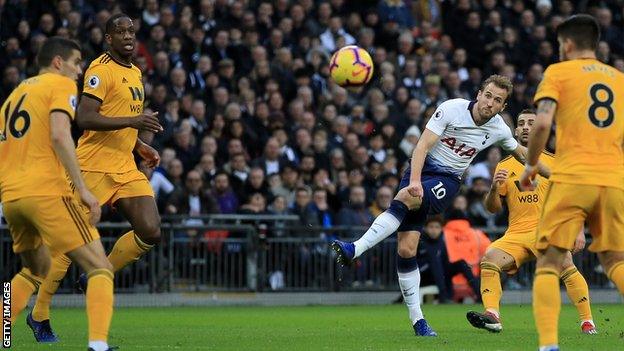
[466,110,595,334]
[29,14,163,341]
[520,15,624,351]
[0,37,115,351]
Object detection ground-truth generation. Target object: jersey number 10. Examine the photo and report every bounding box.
[1,94,30,141]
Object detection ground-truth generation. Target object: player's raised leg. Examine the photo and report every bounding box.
[397,230,437,336]
[560,252,595,334]
[467,247,515,332]
[107,195,161,270]
[332,188,416,265]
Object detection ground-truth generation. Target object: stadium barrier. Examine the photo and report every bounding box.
[0,215,613,293]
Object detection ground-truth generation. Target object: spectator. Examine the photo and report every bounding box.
[443,209,490,300]
[166,170,219,216]
[291,186,319,226]
[418,216,482,303]
[252,137,288,176]
[243,167,270,201]
[271,163,299,206]
[369,186,393,217]
[337,185,373,227]
[211,171,239,214]
[238,192,268,215]
[467,177,497,227]
[319,15,356,53]
[224,152,250,191]
[466,147,502,186]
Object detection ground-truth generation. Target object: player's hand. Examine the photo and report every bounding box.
[136,143,160,169]
[78,188,101,226]
[492,169,509,189]
[131,112,162,133]
[406,181,424,199]
[572,228,586,254]
[519,165,538,191]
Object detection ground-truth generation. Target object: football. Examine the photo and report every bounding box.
[329,45,374,87]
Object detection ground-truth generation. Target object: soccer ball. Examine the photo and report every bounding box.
[329,45,374,87]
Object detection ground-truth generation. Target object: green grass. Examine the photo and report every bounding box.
[9,304,624,350]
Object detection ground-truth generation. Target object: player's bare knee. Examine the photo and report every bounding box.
[394,189,420,210]
[29,261,50,278]
[561,252,575,270]
[397,237,418,258]
[136,221,161,245]
[598,251,624,273]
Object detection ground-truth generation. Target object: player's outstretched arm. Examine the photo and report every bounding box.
[484,169,507,213]
[76,94,162,132]
[407,128,440,198]
[50,111,101,225]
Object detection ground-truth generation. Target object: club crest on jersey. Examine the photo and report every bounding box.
[69,95,77,110]
[433,109,444,120]
[87,75,100,88]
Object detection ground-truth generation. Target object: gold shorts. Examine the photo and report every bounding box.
[78,169,154,206]
[537,182,624,253]
[489,231,538,274]
[4,196,100,255]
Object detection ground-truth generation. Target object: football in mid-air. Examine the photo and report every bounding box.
[329,45,374,87]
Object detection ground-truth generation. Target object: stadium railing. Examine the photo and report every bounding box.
[0,215,612,293]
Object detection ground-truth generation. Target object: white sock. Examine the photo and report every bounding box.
[398,268,424,324]
[353,211,401,258]
[88,340,109,351]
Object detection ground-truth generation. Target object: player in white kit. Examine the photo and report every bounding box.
[332,75,550,336]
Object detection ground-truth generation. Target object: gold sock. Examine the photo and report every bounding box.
[32,255,72,322]
[607,261,624,295]
[561,266,592,321]
[480,262,502,314]
[86,269,114,342]
[533,267,561,347]
[107,230,153,271]
[10,268,42,323]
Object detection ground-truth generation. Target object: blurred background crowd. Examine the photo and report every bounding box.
[1,0,624,232]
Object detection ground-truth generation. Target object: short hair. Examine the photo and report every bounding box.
[556,14,600,51]
[36,37,81,68]
[480,74,513,99]
[425,215,444,226]
[519,108,536,115]
[105,13,131,34]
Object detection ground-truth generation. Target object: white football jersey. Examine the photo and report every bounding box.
[424,98,518,178]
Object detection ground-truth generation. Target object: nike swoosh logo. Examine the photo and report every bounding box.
[352,69,365,77]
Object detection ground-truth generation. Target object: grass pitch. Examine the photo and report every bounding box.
[9,304,624,350]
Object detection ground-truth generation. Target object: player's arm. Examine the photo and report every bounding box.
[50,111,101,225]
[519,98,557,189]
[484,169,508,213]
[134,137,160,169]
[406,128,440,197]
[510,144,551,178]
[76,94,162,132]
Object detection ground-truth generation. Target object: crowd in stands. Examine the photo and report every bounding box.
[2,0,624,235]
